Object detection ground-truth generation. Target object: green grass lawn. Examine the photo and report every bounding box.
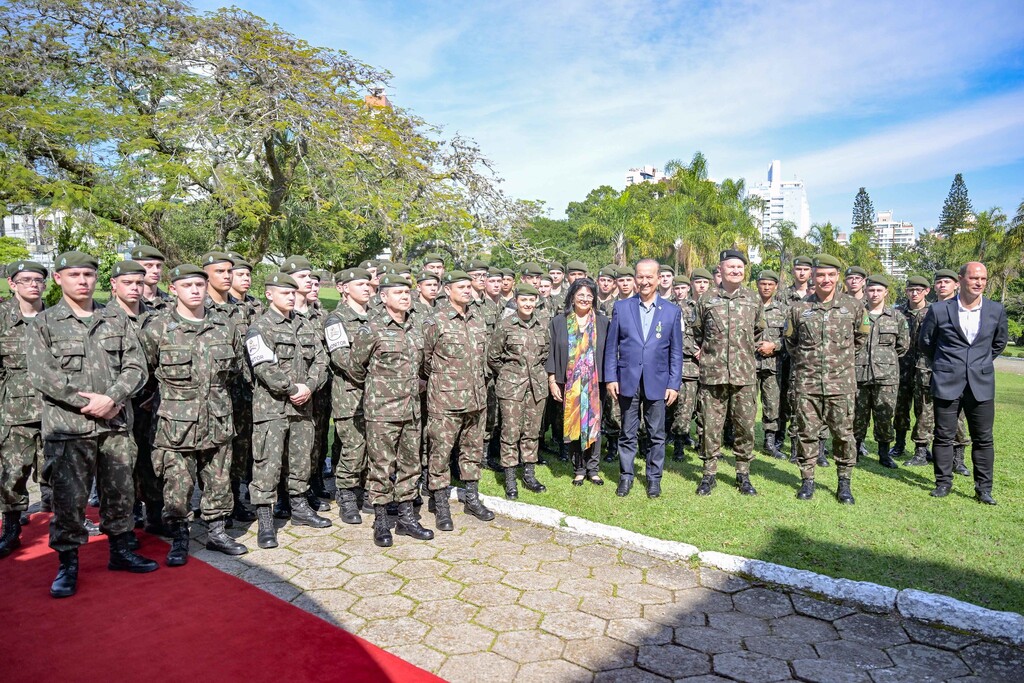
[479,371,1024,615]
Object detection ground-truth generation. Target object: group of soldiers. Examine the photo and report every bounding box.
[0,244,974,598]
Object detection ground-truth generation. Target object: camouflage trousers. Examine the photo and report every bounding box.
[249,416,314,506]
[153,443,232,523]
[366,419,421,507]
[311,385,331,475]
[756,370,782,433]
[230,391,253,483]
[333,413,367,491]
[668,379,699,439]
[892,370,916,435]
[427,410,484,490]
[132,403,162,509]
[794,394,856,480]
[499,393,545,468]
[698,383,757,475]
[485,379,499,443]
[854,382,898,443]
[601,388,621,444]
[47,432,137,553]
[0,423,42,513]
[913,372,971,447]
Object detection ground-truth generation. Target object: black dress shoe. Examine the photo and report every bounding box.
[615,478,633,497]
[975,491,997,505]
[646,480,661,499]
[930,485,951,498]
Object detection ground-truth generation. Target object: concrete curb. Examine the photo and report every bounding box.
[897,589,1024,647]
[564,516,700,559]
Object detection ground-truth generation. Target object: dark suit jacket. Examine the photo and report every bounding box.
[918,296,1008,402]
[545,312,609,385]
[603,295,683,400]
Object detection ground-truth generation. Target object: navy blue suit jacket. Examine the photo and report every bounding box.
[918,297,1008,402]
[603,295,683,400]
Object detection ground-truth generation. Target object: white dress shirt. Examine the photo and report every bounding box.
[956,296,983,345]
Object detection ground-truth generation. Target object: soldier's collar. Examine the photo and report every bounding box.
[266,307,290,323]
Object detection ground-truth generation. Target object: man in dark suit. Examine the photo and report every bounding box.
[605,259,683,498]
[918,262,1008,504]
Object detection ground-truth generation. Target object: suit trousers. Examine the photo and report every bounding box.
[617,381,666,482]
[933,384,994,492]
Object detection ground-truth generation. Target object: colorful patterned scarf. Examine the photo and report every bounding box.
[563,311,601,449]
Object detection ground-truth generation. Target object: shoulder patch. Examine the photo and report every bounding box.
[246,333,277,366]
[324,321,350,351]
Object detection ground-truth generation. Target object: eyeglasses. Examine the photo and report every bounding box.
[12,278,45,286]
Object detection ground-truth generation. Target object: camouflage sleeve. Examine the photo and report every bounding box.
[782,305,798,357]
[324,315,353,378]
[27,315,90,409]
[246,326,296,397]
[140,320,162,372]
[487,322,507,376]
[421,318,439,378]
[104,320,148,405]
[854,301,871,351]
[754,298,767,342]
[346,324,374,385]
[233,323,251,384]
[308,331,330,392]
[692,297,705,346]
[895,312,910,358]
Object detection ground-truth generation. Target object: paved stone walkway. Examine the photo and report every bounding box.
[184,505,1022,682]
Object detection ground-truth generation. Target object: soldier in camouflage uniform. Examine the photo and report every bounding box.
[844,266,867,301]
[658,265,676,301]
[853,275,910,468]
[688,268,714,451]
[143,265,248,565]
[547,262,567,312]
[783,254,870,505]
[754,271,788,459]
[777,256,815,458]
[28,251,157,598]
[598,266,622,462]
[131,245,174,312]
[348,274,434,547]
[246,272,332,550]
[482,267,506,470]
[693,250,766,496]
[423,271,495,530]
[667,275,699,461]
[487,283,550,500]
[324,268,372,525]
[0,261,48,557]
[891,275,930,461]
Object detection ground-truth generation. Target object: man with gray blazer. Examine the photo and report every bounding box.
[918,262,1008,504]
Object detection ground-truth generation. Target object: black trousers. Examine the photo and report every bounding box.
[933,384,994,491]
[617,381,667,482]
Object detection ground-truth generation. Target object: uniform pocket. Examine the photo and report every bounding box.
[160,348,193,381]
[55,339,86,372]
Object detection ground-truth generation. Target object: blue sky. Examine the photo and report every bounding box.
[193,0,1024,234]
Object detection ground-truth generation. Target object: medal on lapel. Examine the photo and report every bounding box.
[655,321,663,339]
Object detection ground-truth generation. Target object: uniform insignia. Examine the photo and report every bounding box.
[325,322,349,351]
[801,309,814,318]
[168,322,179,331]
[839,307,849,314]
[385,330,397,337]
[709,297,722,305]
[246,334,277,365]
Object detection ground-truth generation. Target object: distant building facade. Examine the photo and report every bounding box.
[873,210,915,276]
[747,160,811,241]
[1,207,63,268]
[624,165,666,187]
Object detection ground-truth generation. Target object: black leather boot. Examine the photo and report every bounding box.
[904,444,930,466]
[796,479,815,500]
[231,480,256,522]
[463,481,495,521]
[108,532,158,573]
[695,474,716,496]
[736,473,758,496]
[50,549,79,598]
[558,442,569,462]
[522,463,546,492]
[432,490,453,531]
[503,467,518,500]
[836,477,855,505]
[672,437,685,462]
[889,431,906,458]
[144,504,172,536]
[953,446,970,475]
[816,440,830,467]
[337,488,362,525]
[166,522,190,567]
[357,487,373,514]
[789,439,798,463]
[290,496,332,528]
[207,519,247,556]
[132,500,145,529]
[125,530,141,550]
[273,487,291,519]
[306,487,330,512]
[878,442,898,469]
[372,505,393,547]
[310,469,331,500]
[256,506,277,549]
[395,501,434,541]
[0,511,22,558]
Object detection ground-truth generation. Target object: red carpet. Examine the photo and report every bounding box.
[0,512,442,683]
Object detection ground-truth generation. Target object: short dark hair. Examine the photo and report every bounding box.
[563,277,598,313]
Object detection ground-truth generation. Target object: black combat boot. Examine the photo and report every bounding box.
[0,511,22,558]
[256,506,277,549]
[816,440,830,467]
[889,431,906,459]
[305,487,330,513]
[108,532,159,573]
[310,469,331,500]
[836,477,855,505]
[764,432,782,459]
[522,463,547,492]
[904,444,930,466]
[683,433,695,448]
[125,530,141,550]
[395,501,434,541]
[50,549,79,598]
[207,519,247,556]
[166,522,190,567]
[132,500,145,529]
[273,486,291,519]
[503,467,518,500]
[357,486,373,514]
[144,504,172,537]
[463,481,495,521]
[789,439,798,463]
[672,437,686,462]
[695,474,716,496]
[603,438,617,463]
[372,505,393,547]
[736,473,758,496]
[290,496,332,528]
[231,480,256,522]
[953,446,970,476]
[796,479,815,500]
[878,442,898,469]
[337,488,362,525]
[432,489,454,531]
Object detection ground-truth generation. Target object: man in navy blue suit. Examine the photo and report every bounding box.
[918,262,1008,504]
[605,259,683,498]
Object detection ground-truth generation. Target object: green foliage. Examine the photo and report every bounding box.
[0,236,29,267]
[937,173,974,238]
[851,187,875,236]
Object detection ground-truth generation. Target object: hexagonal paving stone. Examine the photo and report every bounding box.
[791,658,872,683]
[425,622,498,655]
[592,564,644,586]
[492,629,565,663]
[357,616,430,648]
[458,524,509,543]
[437,544,493,563]
[572,544,621,566]
[288,551,348,569]
[616,583,673,606]
[815,640,893,669]
[539,560,581,576]
[290,567,353,590]
[563,636,638,672]
[515,659,593,681]
[522,543,571,562]
[869,667,950,683]
[706,611,770,637]
[413,598,479,626]
[459,582,522,607]
[508,526,555,545]
[520,589,581,613]
[713,651,792,683]
[901,621,978,651]
[542,611,609,640]
[344,572,405,597]
[960,641,1024,682]
[731,588,794,619]
[594,669,672,683]
[400,576,463,602]
[834,614,909,648]
[673,627,744,654]
[437,652,520,683]
[636,643,712,678]
[501,570,559,591]
[559,577,616,598]
[644,603,707,628]
[489,553,543,572]
[620,549,665,569]
[606,618,674,646]
[392,559,449,579]
[287,535,340,553]
[885,643,970,679]
[744,635,818,661]
[674,587,734,613]
[475,540,526,558]
[383,644,446,673]
[770,614,839,642]
[350,594,416,619]
[291,589,358,618]
[244,547,300,566]
[475,604,542,632]
[580,596,644,621]
[644,564,700,590]
[446,562,505,584]
[382,542,441,560]
[673,677,733,683]
[698,567,750,593]
[340,553,398,575]
[238,564,301,585]
[791,593,858,621]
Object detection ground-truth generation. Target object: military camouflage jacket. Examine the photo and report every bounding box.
[897,303,930,375]
[323,303,368,419]
[856,306,910,386]
[777,284,812,305]
[0,299,43,425]
[143,287,174,312]
[143,310,244,450]
[677,298,700,381]
[228,293,264,331]
[784,292,870,397]
[409,300,436,330]
[204,295,244,335]
[756,298,788,374]
[109,301,160,406]
[28,299,148,439]
[245,308,329,423]
[348,311,424,422]
[548,289,567,312]
[422,302,487,415]
[487,313,550,402]
[693,286,765,387]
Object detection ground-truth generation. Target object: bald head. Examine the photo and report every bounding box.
[959,262,987,302]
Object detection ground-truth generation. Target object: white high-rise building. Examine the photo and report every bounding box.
[747,160,811,242]
[873,210,915,276]
[624,165,666,187]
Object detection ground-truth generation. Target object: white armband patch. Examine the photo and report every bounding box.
[246,334,277,366]
[325,322,350,351]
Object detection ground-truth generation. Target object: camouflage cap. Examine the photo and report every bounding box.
[130,245,166,262]
[566,260,588,273]
[265,272,299,290]
[793,255,813,267]
[465,259,489,273]
[169,264,208,283]
[515,283,540,297]
[673,274,691,286]
[337,267,372,284]
[719,249,747,264]
[658,264,675,275]
[281,255,312,274]
[378,273,412,289]
[416,270,440,284]
[111,260,146,277]
[598,266,618,279]
[201,251,234,267]
[813,253,843,270]
[547,261,565,273]
[389,262,412,275]
[934,268,958,282]
[866,274,890,289]
[8,260,48,278]
[757,270,780,283]
[500,268,515,278]
[906,275,930,288]
[520,262,544,276]
[445,270,472,285]
[615,266,635,278]
[690,267,713,281]
[845,265,867,278]
[422,252,445,266]
[54,251,99,272]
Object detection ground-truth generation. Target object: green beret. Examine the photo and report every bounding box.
[169,264,208,283]
[719,249,748,265]
[465,259,489,272]
[566,260,588,273]
[906,275,930,288]
[54,251,98,272]
[615,266,635,278]
[515,283,540,297]
[598,266,618,279]
[8,260,48,278]
[520,262,544,277]
[111,260,146,277]
[757,270,780,283]
[487,267,503,278]
[547,261,564,273]
[658,264,675,275]
[866,274,890,289]
[934,269,958,282]
[416,271,440,284]
[338,268,372,284]
[500,268,515,278]
[228,252,253,271]
[539,273,552,283]
[308,270,322,282]
[445,270,472,285]
[358,260,378,270]
[793,255,813,267]
[281,255,312,274]
[673,274,691,286]
[813,253,843,270]
[378,274,412,289]
[388,262,412,275]
[265,272,299,290]
[845,266,867,278]
[130,245,166,262]
[690,267,713,281]
[422,253,445,266]
[201,251,234,267]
